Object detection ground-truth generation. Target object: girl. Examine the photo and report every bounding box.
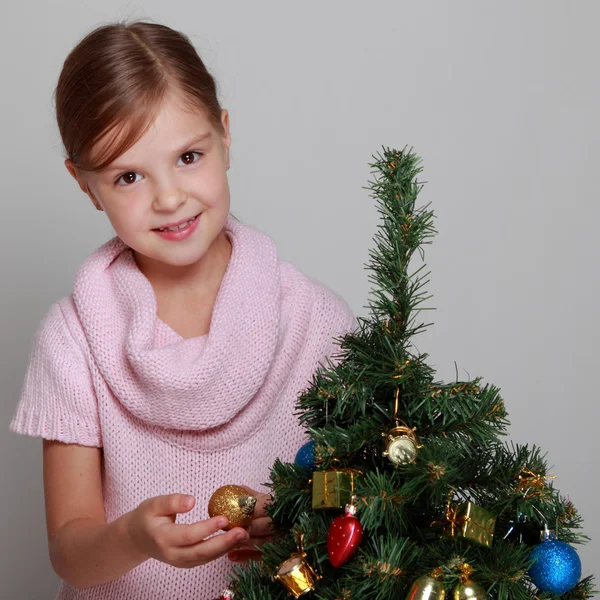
[9,20,356,599]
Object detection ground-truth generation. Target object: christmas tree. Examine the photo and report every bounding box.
[222,147,595,599]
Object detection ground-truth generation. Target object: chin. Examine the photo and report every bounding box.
[128,241,206,268]
[156,250,208,268]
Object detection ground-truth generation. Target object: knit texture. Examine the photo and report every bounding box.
[10,215,356,599]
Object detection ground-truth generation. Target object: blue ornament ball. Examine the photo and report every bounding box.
[295,441,317,471]
[528,538,582,595]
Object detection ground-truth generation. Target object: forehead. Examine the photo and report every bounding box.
[89,90,216,170]
[149,91,213,134]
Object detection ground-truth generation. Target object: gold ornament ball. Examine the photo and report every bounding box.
[404,575,446,600]
[207,484,257,530]
[452,581,486,600]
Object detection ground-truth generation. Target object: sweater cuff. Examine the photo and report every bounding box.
[10,405,102,447]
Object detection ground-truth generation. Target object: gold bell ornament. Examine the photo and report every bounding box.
[382,389,422,466]
[207,484,257,530]
[274,535,322,598]
[404,573,446,599]
[452,562,486,600]
[452,580,486,600]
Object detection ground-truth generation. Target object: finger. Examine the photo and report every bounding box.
[149,493,195,517]
[246,516,273,538]
[163,516,229,548]
[228,549,263,563]
[234,534,272,552]
[237,486,271,519]
[176,527,250,565]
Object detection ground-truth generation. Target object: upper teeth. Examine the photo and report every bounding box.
[159,217,196,232]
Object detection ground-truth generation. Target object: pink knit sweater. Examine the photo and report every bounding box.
[10,215,356,599]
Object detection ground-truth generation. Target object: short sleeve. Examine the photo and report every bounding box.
[10,299,102,447]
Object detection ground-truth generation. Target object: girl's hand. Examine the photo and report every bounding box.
[127,494,249,568]
[227,486,273,563]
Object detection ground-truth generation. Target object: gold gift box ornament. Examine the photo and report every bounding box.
[311,464,361,510]
[438,501,497,548]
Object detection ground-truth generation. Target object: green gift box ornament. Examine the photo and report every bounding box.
[311,467,360,510]
[440,501,497,547]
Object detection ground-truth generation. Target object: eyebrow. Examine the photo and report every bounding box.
[105,131,213,173]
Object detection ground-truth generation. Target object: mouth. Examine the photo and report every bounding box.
[153,213,201,232]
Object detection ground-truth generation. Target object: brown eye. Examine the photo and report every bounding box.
[116,172,140,186]
[179,151,201,166]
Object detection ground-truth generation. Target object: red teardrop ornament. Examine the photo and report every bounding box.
[327,504,363,567]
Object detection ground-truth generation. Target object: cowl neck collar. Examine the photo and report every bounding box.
[72,215,282,438]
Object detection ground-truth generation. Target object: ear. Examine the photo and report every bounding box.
[220,110,231,170]
[64,159,103,211]
[220,109,231,149]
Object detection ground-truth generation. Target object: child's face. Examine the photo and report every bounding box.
[67,90,231,271]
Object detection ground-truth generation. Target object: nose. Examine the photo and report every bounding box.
[153,184,187,212]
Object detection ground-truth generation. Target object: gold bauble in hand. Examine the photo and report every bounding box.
[207,484,257,530]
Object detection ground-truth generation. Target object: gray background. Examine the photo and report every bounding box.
[1,0,598,597]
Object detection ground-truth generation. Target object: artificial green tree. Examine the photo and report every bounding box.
[225,147,595,600]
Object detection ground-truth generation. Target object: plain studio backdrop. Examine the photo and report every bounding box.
[1,1,598,597]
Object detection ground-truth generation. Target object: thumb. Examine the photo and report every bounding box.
[151,493,195,516]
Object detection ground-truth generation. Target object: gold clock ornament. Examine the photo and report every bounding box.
[207,485,257,530]
[382,423,421,465]
[382,388,422,466]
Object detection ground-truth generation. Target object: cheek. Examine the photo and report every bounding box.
[189,173,230,208]
[104,202,146,234]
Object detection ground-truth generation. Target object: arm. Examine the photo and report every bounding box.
[43,440,251,590]
[43,440,147,590]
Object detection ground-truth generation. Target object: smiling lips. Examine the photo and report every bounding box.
[155,213,201,232]
[153,213,201,241]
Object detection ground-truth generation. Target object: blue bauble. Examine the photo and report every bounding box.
[295,441,317,470]
[528,537,582,594]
